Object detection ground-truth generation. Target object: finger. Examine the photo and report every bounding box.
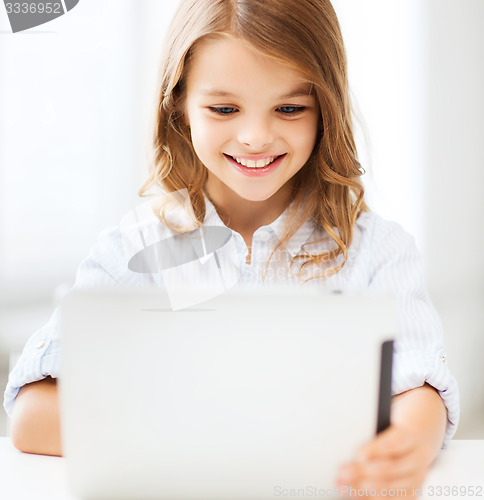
[357,472,427,500]
[357,426,417,461]
[335,462,364,489]
[336,455,427,491]
[359,454,431,482]
[337,463,426,500]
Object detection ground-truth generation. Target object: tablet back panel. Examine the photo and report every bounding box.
[60,288,396,500]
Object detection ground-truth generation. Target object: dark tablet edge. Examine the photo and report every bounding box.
[376,339,394,434]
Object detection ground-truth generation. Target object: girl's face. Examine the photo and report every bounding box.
[183,37,320,206]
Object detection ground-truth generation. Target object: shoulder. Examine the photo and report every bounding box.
[354,210,415,247]
[352,211,419,266]
[74,200,173,288]
[343,210,425,292]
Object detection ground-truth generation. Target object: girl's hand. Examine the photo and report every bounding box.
[335,384,448,499]
[335,423,432,499]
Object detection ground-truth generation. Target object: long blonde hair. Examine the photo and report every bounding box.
[140,0,367,279]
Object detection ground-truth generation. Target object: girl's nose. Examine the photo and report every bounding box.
[237,115,275,151]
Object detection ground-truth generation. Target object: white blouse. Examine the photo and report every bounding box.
[3,196,459,446]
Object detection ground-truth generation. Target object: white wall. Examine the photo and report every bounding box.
[0,0,140,304]
[424,0,484,295]
[334,0,484,437]
[333,0,427,249]
[424,0,484,436]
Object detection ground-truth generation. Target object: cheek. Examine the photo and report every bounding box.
[187,114,209,151]
[290,119,319,157]
[191,116,230,155]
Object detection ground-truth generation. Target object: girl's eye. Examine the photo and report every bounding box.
[208,107,237,115]
[208,106,306,116]
[278,106,306,115]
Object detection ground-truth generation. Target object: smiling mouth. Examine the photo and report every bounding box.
[224,154,285,168]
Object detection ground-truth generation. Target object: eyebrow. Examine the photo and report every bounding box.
[200,85,314,100]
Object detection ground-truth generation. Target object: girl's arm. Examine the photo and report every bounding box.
[10,377,62,457]
[337,383,447,498]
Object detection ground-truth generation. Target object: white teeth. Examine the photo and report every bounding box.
[231,155,278,168]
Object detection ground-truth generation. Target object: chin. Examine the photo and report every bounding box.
[235,188,279,203]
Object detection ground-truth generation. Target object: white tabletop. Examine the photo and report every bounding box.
[1,438,483,499]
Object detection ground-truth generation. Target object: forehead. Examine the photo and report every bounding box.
[185,37,313,99]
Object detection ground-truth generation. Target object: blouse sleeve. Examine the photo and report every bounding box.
[3,225,156,417]
[367,214,459,447]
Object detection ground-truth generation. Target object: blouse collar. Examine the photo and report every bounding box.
[203,194,317,259]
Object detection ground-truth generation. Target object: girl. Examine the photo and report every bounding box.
[5,0,458,497]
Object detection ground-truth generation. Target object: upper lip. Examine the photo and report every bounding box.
[224,153,285,160]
